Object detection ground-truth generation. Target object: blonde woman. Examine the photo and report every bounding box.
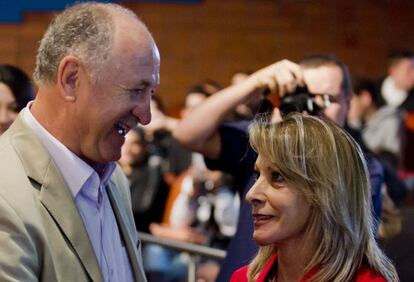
[230,114,398,282]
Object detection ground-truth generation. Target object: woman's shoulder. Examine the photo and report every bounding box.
[355,265,387,282]
[230,254,277,282]
[230,264,249,282]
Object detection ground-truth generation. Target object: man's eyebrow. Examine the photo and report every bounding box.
[119,81,151,90]
[137,80,151,87]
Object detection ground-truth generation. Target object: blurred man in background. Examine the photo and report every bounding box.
[380,50,414,172]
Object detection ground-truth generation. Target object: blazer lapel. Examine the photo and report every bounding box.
[9,115,103,282]
[106,182,147,282]
[39,169,103,282]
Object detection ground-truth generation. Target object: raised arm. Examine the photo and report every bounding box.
[172,59,303,159]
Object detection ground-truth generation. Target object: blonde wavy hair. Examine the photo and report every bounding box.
[247,114,398,282]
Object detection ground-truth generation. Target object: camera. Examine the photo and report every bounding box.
[279,84,330,117]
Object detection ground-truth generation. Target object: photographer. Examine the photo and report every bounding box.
[173,55,384,282]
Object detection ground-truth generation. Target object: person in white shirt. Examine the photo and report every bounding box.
[380,49,414,171]
[381,49,414,108]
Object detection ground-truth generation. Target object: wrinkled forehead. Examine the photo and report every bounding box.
[130,43,160,82]
[108,29,160,85]
[302,65,343,98]
[112,15,159,63]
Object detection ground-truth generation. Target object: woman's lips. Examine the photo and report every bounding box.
[252,214,275,226]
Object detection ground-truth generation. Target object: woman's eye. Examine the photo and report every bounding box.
[271,171,284,183]
[253,171,260,180]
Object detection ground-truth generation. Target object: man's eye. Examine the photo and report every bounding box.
[132,89,145,95]
[271,171,284,183]
[127,89,146,99]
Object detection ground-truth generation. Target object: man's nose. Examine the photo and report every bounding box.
[132,96,152,125]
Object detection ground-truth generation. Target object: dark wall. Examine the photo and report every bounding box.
[0,0,413,114]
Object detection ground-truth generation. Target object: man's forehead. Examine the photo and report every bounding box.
[112,13,158,60]
[111,37,160,85]
[134,50,160,69]
[303,65,342,96]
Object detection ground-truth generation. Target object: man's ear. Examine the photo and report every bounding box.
[57,56,81,102]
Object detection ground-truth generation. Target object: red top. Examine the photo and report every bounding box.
[230,254,387,282]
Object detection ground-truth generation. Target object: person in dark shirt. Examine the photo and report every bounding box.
[119,127,169,232]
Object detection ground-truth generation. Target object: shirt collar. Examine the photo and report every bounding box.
[22,102,116,199]
[382,76,408,108]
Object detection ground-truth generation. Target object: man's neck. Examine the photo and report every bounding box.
[31,90,81,158]
[83,159,106,175]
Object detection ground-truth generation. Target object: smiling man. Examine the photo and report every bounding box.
[0,2,159,282]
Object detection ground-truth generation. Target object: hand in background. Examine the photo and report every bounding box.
[248,59,305,98]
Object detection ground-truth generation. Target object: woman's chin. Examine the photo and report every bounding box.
[253,234,274,246]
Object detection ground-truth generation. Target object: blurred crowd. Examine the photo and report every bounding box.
[121,50,413,282]
[1,49,413,282]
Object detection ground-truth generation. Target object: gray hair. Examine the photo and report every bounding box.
[33,2,141,85]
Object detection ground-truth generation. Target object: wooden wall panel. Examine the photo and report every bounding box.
[0,1,413,114]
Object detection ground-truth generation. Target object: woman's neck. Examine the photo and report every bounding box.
[274,237,314,282]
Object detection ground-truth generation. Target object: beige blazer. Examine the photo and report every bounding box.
[0,115,147,282]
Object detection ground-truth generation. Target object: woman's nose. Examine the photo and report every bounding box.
[245,180,264,205]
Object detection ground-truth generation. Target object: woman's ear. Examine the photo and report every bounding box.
[56,56,81,102]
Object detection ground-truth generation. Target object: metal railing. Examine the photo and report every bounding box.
[138,232,227,282]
